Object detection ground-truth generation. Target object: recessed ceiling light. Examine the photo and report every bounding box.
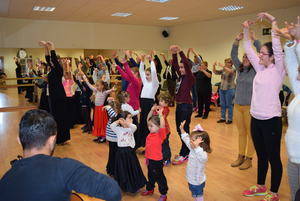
[146,0,170,3]
[33,6,56,12]
[159,17,179,20]
[111,12,132,17]
[218,5,244,11]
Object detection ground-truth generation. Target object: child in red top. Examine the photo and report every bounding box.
[141,107,168,201]
[153,94,172,166]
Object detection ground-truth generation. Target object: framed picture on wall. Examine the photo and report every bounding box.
[0,56,4,71]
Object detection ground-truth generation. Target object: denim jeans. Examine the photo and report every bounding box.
[188,182,205,197]
[219,89,235,121]
[175,103,193,157]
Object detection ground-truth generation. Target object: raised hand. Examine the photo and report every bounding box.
[146,55,152,61]
[179,120,186,133]
[121,57,127,64]
[169,45,179,54]
[242,20,253,29]
[257,12,276,23]
[235,32,244,41]
[112,51,118,59]
[140,54,146,62]
[287,16,300,40]
[125,50,131,58]
[38,41,47,47]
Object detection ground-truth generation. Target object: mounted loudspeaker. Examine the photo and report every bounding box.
[162,30,169,38]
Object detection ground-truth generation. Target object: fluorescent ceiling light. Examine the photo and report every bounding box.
[111,12,132,17]
[33,6,56,12]
[218,5,244,11]
[146,0,170,3]
[159,17,179,20]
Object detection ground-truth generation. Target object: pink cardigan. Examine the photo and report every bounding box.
[243,28,286,120]
[117,62,142,110]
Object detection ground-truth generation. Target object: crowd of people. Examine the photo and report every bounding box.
[0,12,300,201]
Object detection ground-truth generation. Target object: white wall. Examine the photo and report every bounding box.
[0,18,169,50]
[168,6,300,85]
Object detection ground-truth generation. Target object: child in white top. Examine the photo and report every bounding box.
[110,111,146,193]
[180,121,212,201]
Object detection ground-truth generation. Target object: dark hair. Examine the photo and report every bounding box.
[112,111,131,123]
[263,42,274,57]
[239,54,253,73]
[190,131,212,153]
[117,91,130,104]
[19,109,57,150]
[159,93,171,104]
[148,115,161,127]
[96,80,108,92]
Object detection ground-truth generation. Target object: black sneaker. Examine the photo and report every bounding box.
[202,115,208,119]
[195,114,203,118]
[93,137,100,142]
[217,119,226,123]
[226,120,233,124]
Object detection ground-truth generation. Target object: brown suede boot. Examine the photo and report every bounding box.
[239,157,252,170]
[231,155,245,167]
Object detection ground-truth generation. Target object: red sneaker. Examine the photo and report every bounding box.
[243,185,267,197]
[141,190,154,196]
[260,193,280,201]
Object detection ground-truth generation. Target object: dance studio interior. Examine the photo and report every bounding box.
[0,0,300,201]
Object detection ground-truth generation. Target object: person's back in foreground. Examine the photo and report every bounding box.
[0,109,121,201]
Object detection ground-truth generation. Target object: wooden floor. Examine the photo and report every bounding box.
[0,89,291,201]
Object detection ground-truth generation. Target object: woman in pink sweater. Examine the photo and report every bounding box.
[116,58,142,111]
[242,13,285,201]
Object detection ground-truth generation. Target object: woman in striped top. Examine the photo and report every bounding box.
[242,13,285,201]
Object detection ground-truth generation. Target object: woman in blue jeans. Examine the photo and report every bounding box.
[213,58,236,124]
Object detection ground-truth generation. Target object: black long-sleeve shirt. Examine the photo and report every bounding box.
[0,154,121,201]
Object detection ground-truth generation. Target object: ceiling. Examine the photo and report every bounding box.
[0,0,300,26]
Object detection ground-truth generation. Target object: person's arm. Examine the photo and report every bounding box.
[271,25,286,75]
[114,57,123,67]
[123,61,136,83]
[180,132,192,150]
[191,48,202,64]
[212,62,222,75]
[150,60,159,87]
[223,66,235,74]
[231,34,243,69]
[47,42,64,77]
[82,75,97,92]
[139,61,147,84]
[284,42,300,94]
[243,21,264,72]
[129,123,137,133]
[154,54,162,74]
[171,53,180,75]
[123,104,139,116]
[61,158,121,201]
[129,57,138,67]
[201,69,212,78]
[158,108,165,128]
[147,105,156,121]
[116,64,130,81]
[110,120,121,134]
